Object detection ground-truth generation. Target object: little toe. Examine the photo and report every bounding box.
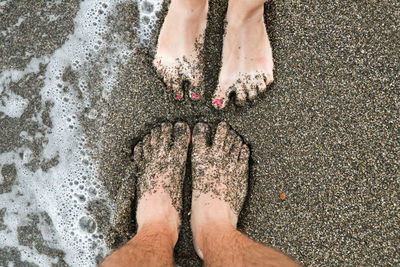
[213,85,232,109]
[161,122,173,151]
[265,71,274,85]
[150,126,161,147]
[213,122,229,151]
[239,144,250,178]
[142,134,152,160]
[172,122,191,151]
[159,66,184,101]
[193,123,211,152]
[230,135,243,160]
[133,141,144,164]
[247,83,258,101]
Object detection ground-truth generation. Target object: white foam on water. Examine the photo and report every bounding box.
[1,0,163,265]
[137,0,164,45]
[0,90,28,118]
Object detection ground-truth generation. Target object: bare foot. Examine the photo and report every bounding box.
[153,0,208,101]
[190,122,250,258]
[213,2,274,109]
[133,122,190,244]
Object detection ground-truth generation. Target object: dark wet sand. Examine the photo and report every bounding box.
[91,0,399,266]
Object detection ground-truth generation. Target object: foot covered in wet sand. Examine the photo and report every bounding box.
[133,122,190,243]
[213,2,274,109]
[153,0,208,101]
[190,122,250,258]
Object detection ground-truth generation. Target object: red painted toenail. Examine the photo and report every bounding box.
[214,99,223,107]
[176,94,182,100]
[191,93,201,99]
[167,86,172,89]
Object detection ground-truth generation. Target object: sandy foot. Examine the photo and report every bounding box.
[190,122,250,258]
[213,8,274,109]
[153,0,208,101]
[133,122,190,236]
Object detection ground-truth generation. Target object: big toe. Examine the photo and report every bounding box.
[172,122,191,151]
[213,122,229,152]
[213,85,232,109]
[160,122,173,152]
[193,123,211,152]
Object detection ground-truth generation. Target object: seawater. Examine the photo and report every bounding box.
[0,0,162,265]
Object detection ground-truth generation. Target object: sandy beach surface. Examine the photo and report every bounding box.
[1,0,399,266]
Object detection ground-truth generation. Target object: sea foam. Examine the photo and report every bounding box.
[0,0,162,265]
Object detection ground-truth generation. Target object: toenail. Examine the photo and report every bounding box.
[191,93,201,99]
[214,99,223,107]
[176,94,182,100]
[168,86,172,89]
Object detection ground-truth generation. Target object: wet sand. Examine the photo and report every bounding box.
[92,0,399,266]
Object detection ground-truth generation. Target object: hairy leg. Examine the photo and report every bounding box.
[101,122,191,267]
[153,0,208,101]
[213,0,274,109]
[100,224,176,267]
[199,224,300,267]
[191,122,299,266]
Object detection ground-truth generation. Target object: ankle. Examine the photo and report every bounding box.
[194,222,237,255]
[226,1,264,25]
[171,0,208,15]
[136,222,179,247]
[192,195,238,227]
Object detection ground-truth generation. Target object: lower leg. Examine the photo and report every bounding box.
[100,223,176,267]
[190,122,299,266]
[198,223,300,267]
[153,0,208,100]
[227,0,267,22]
[101,122,191,267]
[213,0,273,108]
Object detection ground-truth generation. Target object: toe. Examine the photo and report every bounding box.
[133,141,144,164]
[189,84,204,101]
[235,85,247,107]
[256,74,267,93]
[239,144,250,164]
[213,122,229,151]
[193,123,211,152]
[213,85,232,109]
[185,66,204,101]
[239,144,250,177]
[230,135,243,160]
[247,83,258,101]
[161,122,173,151]
[150,126,161,147]
[156,64,184,101]
[142,134,152,160]
[265,71,274,85]
[172,122,191,151]
[171,79,184,101]
[223,130,236,155]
